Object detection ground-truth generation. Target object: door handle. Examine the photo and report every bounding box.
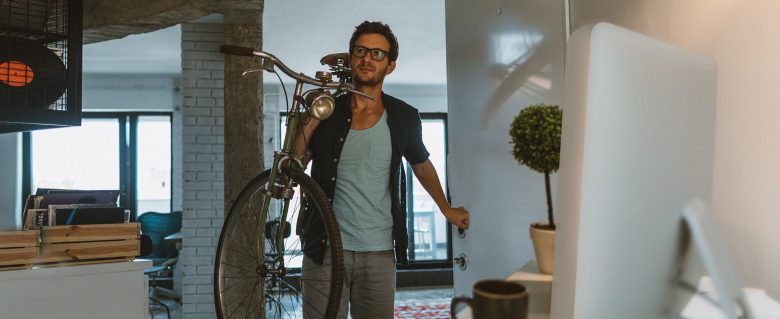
[453,253,468,271]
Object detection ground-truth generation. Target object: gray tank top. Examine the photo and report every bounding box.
[331,110,393,251]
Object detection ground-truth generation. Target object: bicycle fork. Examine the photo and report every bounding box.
[257,81,306,274]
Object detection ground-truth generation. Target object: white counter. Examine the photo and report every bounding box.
[0,260,151,319]
[454,260,551,319]
[507,261,553,319]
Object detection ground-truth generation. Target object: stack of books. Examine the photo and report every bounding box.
[21,189,128,230]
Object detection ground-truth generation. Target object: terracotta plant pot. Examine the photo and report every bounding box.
[529,223,556,274]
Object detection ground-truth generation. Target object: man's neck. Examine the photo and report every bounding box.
[351,83,384,111]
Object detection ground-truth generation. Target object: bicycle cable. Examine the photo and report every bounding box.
[273,70,289,116]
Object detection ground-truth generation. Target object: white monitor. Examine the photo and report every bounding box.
[551,23,718,319]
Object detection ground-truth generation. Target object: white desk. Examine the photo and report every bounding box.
[681,276,780,318]
[0,260,151,319]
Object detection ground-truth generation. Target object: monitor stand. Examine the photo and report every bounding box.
[678,199,754,319]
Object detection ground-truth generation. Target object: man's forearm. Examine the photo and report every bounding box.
[294,116,320,158]
[412,160,470,230]
[411,160,450,211]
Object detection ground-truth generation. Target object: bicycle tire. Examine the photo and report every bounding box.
[214,167,344,319]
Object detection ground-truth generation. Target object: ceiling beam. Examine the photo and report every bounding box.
[83,0,262,44]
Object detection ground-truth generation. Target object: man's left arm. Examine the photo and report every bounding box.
[411,160,470,230]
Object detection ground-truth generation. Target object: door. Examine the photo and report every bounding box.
[444,0,566,297]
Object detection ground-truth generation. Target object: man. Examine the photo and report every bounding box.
[295,21,470,318]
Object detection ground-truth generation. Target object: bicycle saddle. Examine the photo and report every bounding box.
[320,52,350,67]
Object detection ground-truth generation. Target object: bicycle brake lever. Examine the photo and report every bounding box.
[241,69,264,76]
[241,59,276,76]
[337,85,375,101]
[351,90,375,101]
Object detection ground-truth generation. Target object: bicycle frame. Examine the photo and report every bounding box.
[220,46,369,275]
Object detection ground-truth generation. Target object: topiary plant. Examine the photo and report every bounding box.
[509,103,562,229]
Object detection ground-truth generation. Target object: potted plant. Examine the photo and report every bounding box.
[509,103,562,274]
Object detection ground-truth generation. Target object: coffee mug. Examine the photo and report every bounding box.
[450,279,528,319]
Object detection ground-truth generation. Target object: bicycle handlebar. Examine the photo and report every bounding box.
[221,45,344,90]
[220,45,255,57]
[221,45,374,100]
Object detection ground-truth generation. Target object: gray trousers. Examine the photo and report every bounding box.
[302,249,396,319]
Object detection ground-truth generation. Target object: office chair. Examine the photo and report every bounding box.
[138,211,182,319]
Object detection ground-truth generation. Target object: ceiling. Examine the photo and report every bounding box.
[83,0,447,84]
[83,25,182,75]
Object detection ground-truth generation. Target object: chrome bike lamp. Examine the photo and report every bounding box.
[305,89,335,120]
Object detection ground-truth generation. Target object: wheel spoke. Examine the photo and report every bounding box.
[219,261,258,276]
[242,280,261,319]
[224,245,258,261]
[226,280,257,314]
[224,217,260,260]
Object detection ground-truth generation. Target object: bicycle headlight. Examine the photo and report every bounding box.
[305,89,335,120]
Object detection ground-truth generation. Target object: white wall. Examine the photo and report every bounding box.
[263,0,447,85]
[0,133,21,230]
[383,84,448,113]
[570,0,780,297]
[82,74,177,112]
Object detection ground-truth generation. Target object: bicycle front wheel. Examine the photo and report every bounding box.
[214,168,344,319]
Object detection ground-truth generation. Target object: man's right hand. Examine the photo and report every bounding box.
[443,206,470,230]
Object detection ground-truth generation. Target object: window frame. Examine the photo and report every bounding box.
[21,112,173,221]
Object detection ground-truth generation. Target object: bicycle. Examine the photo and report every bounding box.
[214,46,370,318]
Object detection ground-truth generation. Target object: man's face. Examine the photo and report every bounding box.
[350,33,396,88]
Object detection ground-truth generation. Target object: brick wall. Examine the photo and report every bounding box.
[180,22,224,319]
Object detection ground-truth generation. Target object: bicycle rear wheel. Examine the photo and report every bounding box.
[214,167,344,318]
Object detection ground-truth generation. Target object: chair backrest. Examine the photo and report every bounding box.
[138,211,182,261]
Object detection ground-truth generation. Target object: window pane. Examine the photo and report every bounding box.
[137,116,172,214]
[32,119,120,191]
[409,119,448,261]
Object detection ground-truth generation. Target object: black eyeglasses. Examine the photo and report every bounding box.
[351,46,389,61]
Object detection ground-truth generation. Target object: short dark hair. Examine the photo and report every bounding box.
[349,21,399,62]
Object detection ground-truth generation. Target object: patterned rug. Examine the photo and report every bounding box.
[394,298,451,319]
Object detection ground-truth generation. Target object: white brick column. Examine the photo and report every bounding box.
[180,22,224,319]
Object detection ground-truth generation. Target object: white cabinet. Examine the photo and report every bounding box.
[0,260,151,319]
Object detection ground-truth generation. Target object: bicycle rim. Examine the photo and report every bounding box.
[214,168,344,319]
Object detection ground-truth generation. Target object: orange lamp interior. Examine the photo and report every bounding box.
[0,60,35,87]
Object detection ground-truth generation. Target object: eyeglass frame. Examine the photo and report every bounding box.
[351,46,390,61]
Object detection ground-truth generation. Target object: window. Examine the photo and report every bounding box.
[23,113,173,219]
[405,116,449,263]
[136,116,172,214]
[31,119,121,191]
[280,113,450,267]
